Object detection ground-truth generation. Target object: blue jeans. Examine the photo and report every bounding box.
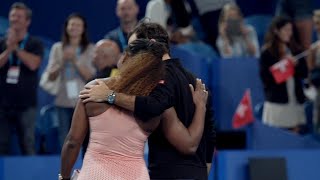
[56,106,74,150]
[0,107,36,155]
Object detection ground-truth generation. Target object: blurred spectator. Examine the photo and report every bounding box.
[276,0,314,50]
[216,3,260,58]
[145,0,193,38]
[0,2,44,155]
[42,13,96,149]
[82,39,121,158]
[308,10,320,133]
[259,16,308,133]
[193,0,234,51]
[104,0,139,52]
[309,10,320,70]
[92,40,120,79]
[145,0,170,29]
[146,0,216,58]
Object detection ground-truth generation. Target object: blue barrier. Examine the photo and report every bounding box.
[2,149,319,180]
[171,46,211,86]
[0,156,82,180]
[246,121,320,150]
[211,58,264,130]
[245,15,273,46]
[0,148,148,180]
[216,149,320,180]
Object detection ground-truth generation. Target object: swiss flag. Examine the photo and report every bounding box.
[232,89,254,129]
[269,57,295,84]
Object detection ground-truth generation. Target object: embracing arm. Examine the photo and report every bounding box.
[162,79,208,154]
[80,78,173,122]
[80,79,136,111]
[60,100,89,179]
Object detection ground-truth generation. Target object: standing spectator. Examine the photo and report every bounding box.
[145,0,193,37]
[259,16,308,133]
[276,0,314,50]
[0,2,44,155]
[145,0,171,29]
[308,10,320,133]
[146,0,217,58]
[42,13,96,149]
[216,3,260,58]
[104,0,139,52]
[193,0,234,51]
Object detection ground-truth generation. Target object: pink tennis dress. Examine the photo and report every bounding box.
[77,107,149,180]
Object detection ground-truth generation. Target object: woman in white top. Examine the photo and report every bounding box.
[216,3,259,58]
[42,13,96,149]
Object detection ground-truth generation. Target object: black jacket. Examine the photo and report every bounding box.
[259,49,308,104]
[135,59,215,180]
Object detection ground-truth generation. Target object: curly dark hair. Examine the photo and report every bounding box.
[108,39,167,96]
[128,22,170,52]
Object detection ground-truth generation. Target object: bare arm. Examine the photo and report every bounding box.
[244,35,257,56]
[217,23,233,57]
[79,79,136,111]
[73,61,95,81]
[242,25,259,57]
[80,74,174,121]
[15,49,41,71]
[307,42,320,71]
[0,30,17,68]
[162,79,208,154]
[0,49,11,68]
[60,100,89,179]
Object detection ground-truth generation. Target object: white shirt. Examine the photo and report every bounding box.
[145,0,170,28]
[193,0,234,15]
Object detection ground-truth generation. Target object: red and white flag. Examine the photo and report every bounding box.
[232,89,254,129]
[269,57,295,84]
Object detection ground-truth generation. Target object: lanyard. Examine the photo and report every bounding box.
[9,33,29,66]
[65,47,81,79]
[118,28,127,51]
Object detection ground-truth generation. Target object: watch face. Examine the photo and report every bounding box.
[107,92,115,104]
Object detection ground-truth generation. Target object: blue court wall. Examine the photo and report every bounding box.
[0,0,149,42]
[1,149,320,180]
[1,0,320,42]
[216,150,320,180]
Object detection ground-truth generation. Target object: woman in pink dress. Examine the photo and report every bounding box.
[59,39,208,180]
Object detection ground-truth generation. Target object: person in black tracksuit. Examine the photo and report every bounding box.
[80,22,216,180]
[140,58,216,180]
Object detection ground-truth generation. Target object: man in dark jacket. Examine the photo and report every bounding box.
[80,22,215,180]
